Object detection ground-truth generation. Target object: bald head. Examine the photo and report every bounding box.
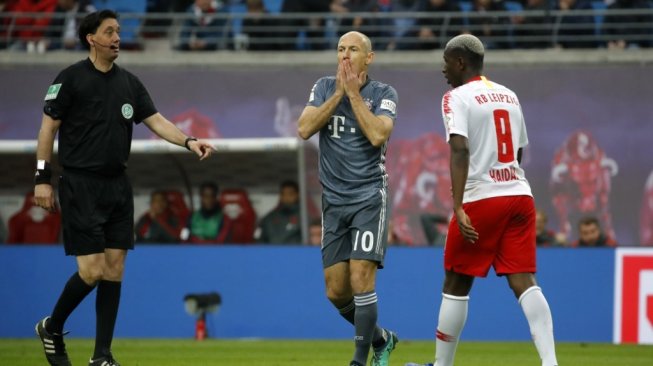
[339,31,372,53]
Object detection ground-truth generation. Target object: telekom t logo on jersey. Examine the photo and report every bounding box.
[328,115,356,139]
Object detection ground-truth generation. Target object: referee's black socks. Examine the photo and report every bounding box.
[94,280,122,359]
[47,272,96,334]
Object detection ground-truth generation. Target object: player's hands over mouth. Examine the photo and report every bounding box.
[455,208,479,243]
[335,62,346,97]
[34,184,56,212]
[189,140,216,161]
[341,59,366,97]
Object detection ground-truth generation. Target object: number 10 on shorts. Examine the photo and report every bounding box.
[353,230,375,253]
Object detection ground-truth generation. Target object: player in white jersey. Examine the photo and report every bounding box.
[433,34,559,366]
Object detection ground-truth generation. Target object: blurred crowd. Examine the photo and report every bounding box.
[0,182,623,248]
[1,0,651,52]
[1,180,310,245]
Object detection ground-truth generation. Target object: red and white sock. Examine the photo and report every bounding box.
[434,293,469,366]
[519,286,558,366]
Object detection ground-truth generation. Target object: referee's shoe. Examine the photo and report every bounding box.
[89,353,121,366]
[35,317,72,366]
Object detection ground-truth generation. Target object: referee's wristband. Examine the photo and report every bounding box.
[34,160,52,185]
[184,136,198,151]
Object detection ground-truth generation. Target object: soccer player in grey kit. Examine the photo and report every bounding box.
[297,31,399,366]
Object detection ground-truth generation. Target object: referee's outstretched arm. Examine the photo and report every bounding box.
[142,112,216,160]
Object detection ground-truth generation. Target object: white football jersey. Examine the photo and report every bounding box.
[441,76,532,203]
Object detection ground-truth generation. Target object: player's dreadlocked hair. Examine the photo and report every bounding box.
[445,34,485,71]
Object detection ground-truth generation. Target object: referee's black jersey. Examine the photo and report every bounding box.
[43,58,157,177]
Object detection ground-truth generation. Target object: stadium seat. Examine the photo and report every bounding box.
[263,0,283,13]
[504,1,524,12]
[227,2,247,37]
[457,1,473,28]
[504,2,524,49]
[7,192,61,244]
[164,189,190,226]
[590,1,607,36]
[219,188,257,244]
[458,1,473,12]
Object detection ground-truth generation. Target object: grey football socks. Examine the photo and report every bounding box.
[352,291,379,365]
[337,298,386,347]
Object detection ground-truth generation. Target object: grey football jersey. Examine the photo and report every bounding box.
[307,76,398,205]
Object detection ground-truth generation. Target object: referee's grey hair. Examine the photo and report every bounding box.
[445,34,485,56]
[339,31,373,53]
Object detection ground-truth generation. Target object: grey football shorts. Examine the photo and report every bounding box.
[321,190,389,269]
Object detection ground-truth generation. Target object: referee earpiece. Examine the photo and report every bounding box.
[87,34,96,48]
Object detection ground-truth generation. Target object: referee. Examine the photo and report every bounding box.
[33,10,214,366]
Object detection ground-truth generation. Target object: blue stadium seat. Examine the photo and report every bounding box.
[590,1,607,36]
[456,2,473,28]
[504,1,524,12]
[227,2,248,36]
[263,0,283,13]
[458,1,473,12]
[504,2,524,48]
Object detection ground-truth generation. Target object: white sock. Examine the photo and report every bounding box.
[434,293,469,366]
[519,286,558,366]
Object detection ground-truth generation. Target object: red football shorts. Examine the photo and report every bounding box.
[444,195,536,277]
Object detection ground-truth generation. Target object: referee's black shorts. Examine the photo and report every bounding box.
[58,170,134,256]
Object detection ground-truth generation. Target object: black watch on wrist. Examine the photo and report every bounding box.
[184,136,198,151]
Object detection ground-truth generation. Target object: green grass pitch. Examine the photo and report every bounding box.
[2,339,652,366]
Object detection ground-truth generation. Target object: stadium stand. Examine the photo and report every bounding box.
[591,0,607,37]
[7,192,61,244]
[263,0,282,13]
[92,0,146,48]
[0,4,652,246]
[226,0,246,48]
[2,4,652,50]
[165,189,191,226]
[219,188,257,244]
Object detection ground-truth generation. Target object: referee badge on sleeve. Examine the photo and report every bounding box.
[44,84,62,101]
[121,103,134,119]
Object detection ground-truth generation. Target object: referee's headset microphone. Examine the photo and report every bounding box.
[89,38,115,65]
[91,39,113,49]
